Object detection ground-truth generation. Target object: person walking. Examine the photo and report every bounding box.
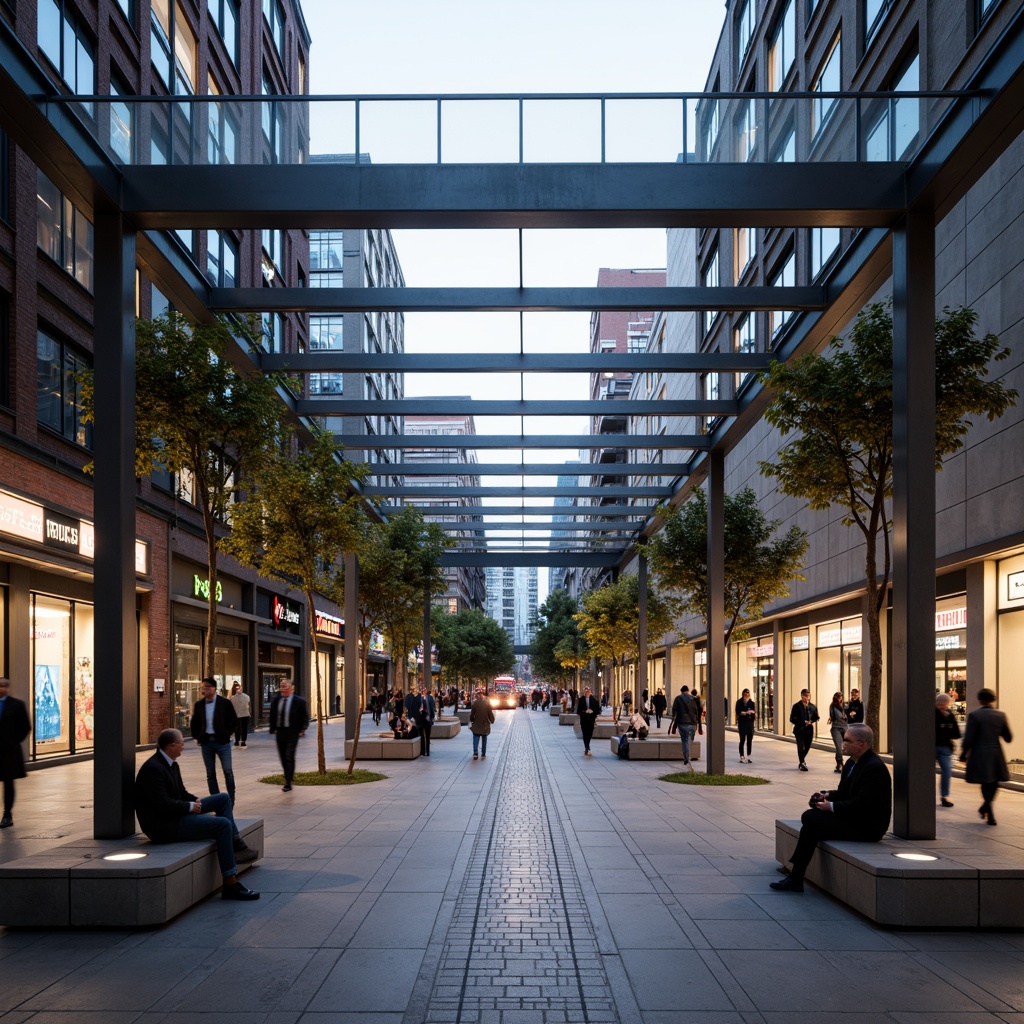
[671,686,703,770]
[0,677,31,829]
[789,689,819,771]
[827,692,848,773]
[190,677,238,805]
[469,687,495,760]
[651,688,667,729]
[960,687,1012,826]
[269,680,309,792]
[577,686,601,757]
[935,692,960,808]
[230,682,251,748]
[735,688,756,764]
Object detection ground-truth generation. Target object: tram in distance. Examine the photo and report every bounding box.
[489,675,518,709]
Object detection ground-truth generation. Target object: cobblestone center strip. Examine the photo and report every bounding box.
[424,713,617,1024]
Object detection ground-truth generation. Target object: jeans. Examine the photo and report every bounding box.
[199,738,236,805]
[172,792,241,878]
[472,733,488,756]
[936,744,953,798]
[831,727,846,768]
[678,723,697,762]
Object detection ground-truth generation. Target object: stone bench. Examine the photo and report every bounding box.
[456,709,471,725]
[431,719,461,738]
[346,736,421,759]
[559,713,579,726]
[775,819,1024,927]
[608,736,702,761]
[549,704,563,716]
[0,818,263,928]
[574,720,623,740]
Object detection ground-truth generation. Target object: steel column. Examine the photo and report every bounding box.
[92,211,137,838]
[423,589,432,694]
[638,555,648,707]
[344,552,360,742]
[891,206,936,840]
[706,450,726,775]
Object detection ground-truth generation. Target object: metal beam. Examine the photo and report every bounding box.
[367,485,671,498]
[442,551,622,568]
[299,398,734,416]
[393,505,658,517]
[221,286,824,314]
[374,462,687,477]
[437,522,637,532]
[338,434,708,450]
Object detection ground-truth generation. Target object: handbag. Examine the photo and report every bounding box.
[668,718,678,735]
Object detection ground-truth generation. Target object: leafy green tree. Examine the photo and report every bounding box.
[531,588,584,685]
[760,302,1017,739]
[223,431,368,774]
[83,312,291,677]
[553,632,591,691]
[575,574,676,704]
[432,608,515,689]
[643,486,808,650]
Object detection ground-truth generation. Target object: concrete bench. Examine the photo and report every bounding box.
[574,720,622,740]
[775,818,1024,927]
[346,736,421,759]
[431,719,461,739]
[608,736,703,761]
[559,713,579,726]
[456,709,471,725]
[0,818,262,928]
[549,704,563,716]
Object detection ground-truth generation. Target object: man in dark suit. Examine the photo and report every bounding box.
[135,728,259,901]
[771,724,892,893]
[190,677,238,805]
[576,686,602,757]
[789,688,820,771]
[0,677,31,829]
[407,685,436,756]
[269,680,309,792]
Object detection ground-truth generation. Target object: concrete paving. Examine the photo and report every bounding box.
[1,709,1024,1023]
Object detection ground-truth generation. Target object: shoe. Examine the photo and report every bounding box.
[988,811,997,826]
[769,877,804,893]
[222,881,260,901]
[481,754,486,759]
[746,758,752,764]
[234,742,239,747]
[940,798,954,808]
[834,766,843,773]
[282,784,292,792]
[585,750,591,756]
[240,742,246,747]
[979,803,989,819]
[799,763,809,772]
[0,815,12,828]
[473,754,478,760]
[233,843,259,864]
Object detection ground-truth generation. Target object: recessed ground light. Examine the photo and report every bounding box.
[893,852,938,862]
[102,852,148,861]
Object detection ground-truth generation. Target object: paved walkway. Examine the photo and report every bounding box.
[2,709,1024,1023]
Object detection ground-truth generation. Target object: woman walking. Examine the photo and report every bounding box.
[827,692,847,773]
[960,687,1013,826]
[935,692,960,807]
[229,682,251,748]
[735,688,755,764]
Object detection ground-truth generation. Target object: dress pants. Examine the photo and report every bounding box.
[275,728,300,785]
[2,777,14,816]
[795,727,813,765]
[172,793,241,877]
[788,807,874,881]
[419,721,432,756]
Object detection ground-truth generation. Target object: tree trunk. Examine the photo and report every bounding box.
[347,626,370,774]
[306,589,326,774]
[203,502,219,680]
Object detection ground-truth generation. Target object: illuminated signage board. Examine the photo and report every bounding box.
[315,610,343,638]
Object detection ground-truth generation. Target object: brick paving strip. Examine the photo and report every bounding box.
[411,712,623,1024]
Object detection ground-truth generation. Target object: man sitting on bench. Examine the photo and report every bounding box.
[771,723,891,893]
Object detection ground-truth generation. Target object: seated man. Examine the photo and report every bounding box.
[771,723,891,893]
[135,728,260,902]
[626,711,649,740]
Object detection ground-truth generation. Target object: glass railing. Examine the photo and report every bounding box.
[44,89,979,168]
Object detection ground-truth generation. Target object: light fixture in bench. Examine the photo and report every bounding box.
[102,852,149,861]
[892,852,939,862]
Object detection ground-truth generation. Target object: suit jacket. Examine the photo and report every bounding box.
[135,750,196,842]
[790,700,819,732]
[189,694,237,745]
[406,692,436,727]
[269,693,310,734]
[576,695,601,726]
[826,749,892,840]
[0,695,31,781]
[962,705,1013,783]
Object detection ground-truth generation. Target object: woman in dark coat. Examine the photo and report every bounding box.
[960,687,1012,826]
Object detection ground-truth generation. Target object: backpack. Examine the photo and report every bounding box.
[616,734,630,759]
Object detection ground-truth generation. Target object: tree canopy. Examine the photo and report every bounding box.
[432,607,515,688]
[531,588,586,685]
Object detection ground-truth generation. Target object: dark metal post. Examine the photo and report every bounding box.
[706,449,726,774]
[344,551,360,741]
[638,553,648,706]
[423,588,432,691]
[891,205,936,840]
[92,210,137,839]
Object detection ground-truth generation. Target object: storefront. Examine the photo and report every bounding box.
[736,637,775,730]
[257,590,303,721]
[312,608,343,717]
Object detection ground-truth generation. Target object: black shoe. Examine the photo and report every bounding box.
[769,877,804,893]
[234,742,239,746]
[799,763,809,771]
[979,803,989,819]
[282,784,292,792]
[222,881,260,901]
[0,815,12,829]
[834,766,843,773]
[940,798,954,808]
[988,812,997,826]
[234,843,259,864]
[240,742,246,747]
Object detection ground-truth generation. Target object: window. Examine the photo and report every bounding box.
[207,77,238,165]
[36,170,94,291]
[865,53,920,161]
[772,125,796,162]
[262,70,284,163]
[308,315,343,397]
[263,0,285,58]
[702,248,720,335]
[769,0,796,90]
[262,228,284,279]
[865,0,895,42]
[978,0,998,22]
[0,294,8,407]
[37,1,95,116]
[812,34,841,138]
[208,0,239,66]
[205,230,238,287]
[703,372,721,432]
[737,0,756,65]
[109,77,133,164]
[770,251,796,342]
[737,97,758,161]
[734,314,756,389]
[702,97,720,160]
[627,334,647,354]
[37,330,92,447]
[310,231,344,286]
[0,129,8,223]
[735,226,756,280]
[262,312,284,354]
[115,0,134,24]
[151,0,197,95]
[810,226,840,278]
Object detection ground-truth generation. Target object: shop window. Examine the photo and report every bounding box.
[811,33,842,139]
[37,329,93,448]
[769,0,796,91]
[37,0,95,116]
[208,0,239,66]
[36,169,94,292]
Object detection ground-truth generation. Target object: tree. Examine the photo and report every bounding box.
[432,607,514,689]
[223,431,368,774]
[643,486,808,650]
[760,302,1017,740]
[83,311,291,678]
[574,574,676,706]
[531,588,584,685]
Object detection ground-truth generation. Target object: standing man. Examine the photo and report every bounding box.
[790,688,819,771]
[651,688,668,729]
[671,686,703,771]
[469,687,495,760]
[0,677,31,829]
[269,680,309,792]
[576,686,601,757]
[411,685,436,757]
[135,729,259,901]
[845,688,864,726]
[190,677,238,805]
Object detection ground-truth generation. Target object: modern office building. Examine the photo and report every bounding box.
[485,565,538,650]
[643,0,1024,758]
